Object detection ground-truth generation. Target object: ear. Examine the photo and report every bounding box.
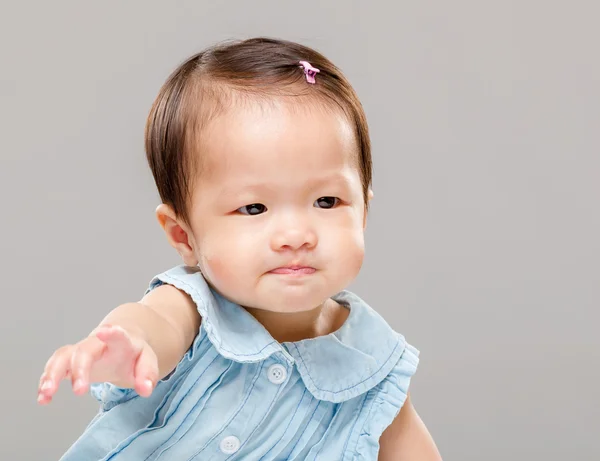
[363,189,374,229]
[155,204,199,266]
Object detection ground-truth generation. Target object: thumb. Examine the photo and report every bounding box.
[133,342,159,398]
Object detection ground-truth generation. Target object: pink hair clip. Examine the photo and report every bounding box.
[299,61,320,84]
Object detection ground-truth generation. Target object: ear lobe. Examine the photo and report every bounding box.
[155,204,198,266]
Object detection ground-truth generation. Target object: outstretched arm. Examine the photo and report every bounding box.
[38,283,200,403]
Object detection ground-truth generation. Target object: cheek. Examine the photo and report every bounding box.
[344,230,366,272]
[322,217,366,270]
[197,236,235,288]
[200,252,229,286]
[197,227,261,289]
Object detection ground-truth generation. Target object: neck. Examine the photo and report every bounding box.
[244,298,348,343]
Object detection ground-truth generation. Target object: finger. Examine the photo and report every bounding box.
[38,346,73,403]
[39,346,72,393]
[38,364,70,387]
[95,325,135,351]
[70,337,106,396]
[133,343,159,398]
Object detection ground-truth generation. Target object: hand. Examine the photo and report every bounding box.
[37,325,159,405]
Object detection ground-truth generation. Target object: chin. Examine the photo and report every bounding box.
[268,290,331,312]
[262,302,324,314]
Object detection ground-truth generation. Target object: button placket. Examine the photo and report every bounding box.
[219,435,241,454]
[192,360,291,459]
[267,363,287,385]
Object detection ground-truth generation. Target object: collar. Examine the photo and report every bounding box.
[150,265,406,403]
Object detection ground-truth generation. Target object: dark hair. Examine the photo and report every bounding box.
[145,37,372,225]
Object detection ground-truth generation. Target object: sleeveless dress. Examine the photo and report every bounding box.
[60,265,419,460]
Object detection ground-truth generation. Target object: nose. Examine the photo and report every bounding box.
[270,219,318,252]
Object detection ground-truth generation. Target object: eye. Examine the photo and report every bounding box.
[314,197,340,209]
[237,203,267,215]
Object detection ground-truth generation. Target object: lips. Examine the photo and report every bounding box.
[269,266,316,275]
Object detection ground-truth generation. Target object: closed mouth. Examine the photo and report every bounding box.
[269,266,316,275]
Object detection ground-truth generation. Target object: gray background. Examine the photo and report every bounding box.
[1,1,598,459]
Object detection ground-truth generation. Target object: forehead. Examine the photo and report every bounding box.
[196,100,359,184]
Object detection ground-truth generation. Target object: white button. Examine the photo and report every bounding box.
[220,436,241,454]
[267,364,287,384]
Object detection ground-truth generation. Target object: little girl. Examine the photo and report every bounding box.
[38,38,441,460]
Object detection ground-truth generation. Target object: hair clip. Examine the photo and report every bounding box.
[299,61,320,84]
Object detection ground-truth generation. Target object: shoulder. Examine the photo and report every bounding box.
[140,277,201,338]
[378,393,442,461]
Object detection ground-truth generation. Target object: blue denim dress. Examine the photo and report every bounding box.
[60,265,419,460]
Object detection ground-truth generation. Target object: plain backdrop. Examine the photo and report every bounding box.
[1,1,598,460]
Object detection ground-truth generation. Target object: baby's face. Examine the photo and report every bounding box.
[187,102,368,313]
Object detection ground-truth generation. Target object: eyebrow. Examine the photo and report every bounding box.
[306,173,353,187]
[217,183,278,199]
[217,173,352,199]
